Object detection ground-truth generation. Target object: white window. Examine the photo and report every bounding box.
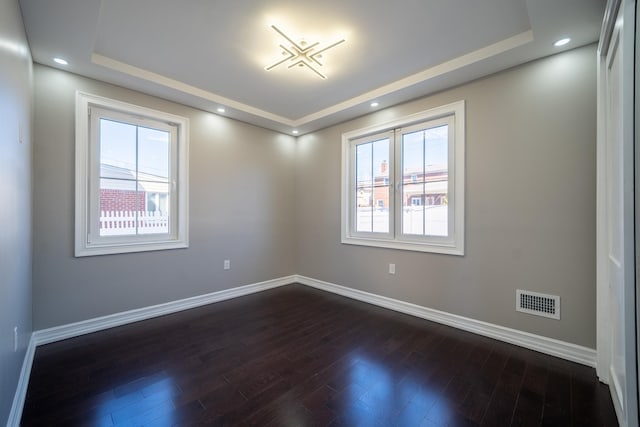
[341,101,465,255]
[75,92,189,256]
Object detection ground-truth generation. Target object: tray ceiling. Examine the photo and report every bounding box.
[20,0,605,134]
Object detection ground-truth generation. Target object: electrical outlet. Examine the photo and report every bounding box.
[389,263,395,274]
[13,326,18,352]
[224,259,230,270]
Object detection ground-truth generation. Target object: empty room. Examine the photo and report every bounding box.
[1,0,638,426]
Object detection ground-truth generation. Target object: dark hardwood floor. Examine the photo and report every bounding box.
[21,284,618,426]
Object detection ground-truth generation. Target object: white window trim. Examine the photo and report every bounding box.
[341,100,465,255]
[75,91,189,257]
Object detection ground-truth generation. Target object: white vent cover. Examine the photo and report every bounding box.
[516,290,560,320]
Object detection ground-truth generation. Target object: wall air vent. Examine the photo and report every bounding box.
[516,290,560,320]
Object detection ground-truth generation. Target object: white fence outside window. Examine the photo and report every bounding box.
[100,210,169,236]
[356,205,448,236]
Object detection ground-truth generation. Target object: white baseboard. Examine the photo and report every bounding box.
[295,275,597,367]
[6,335,37,427]
[33,275,295,346]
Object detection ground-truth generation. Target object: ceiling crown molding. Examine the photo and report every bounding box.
[92,30,532,132]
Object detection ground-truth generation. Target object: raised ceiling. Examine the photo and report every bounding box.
[19,0,605,135]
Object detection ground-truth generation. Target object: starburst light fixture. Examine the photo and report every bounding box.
[264,25,346,79]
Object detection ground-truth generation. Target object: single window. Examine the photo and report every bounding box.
[341,101,464,255]
[75,92,189,256]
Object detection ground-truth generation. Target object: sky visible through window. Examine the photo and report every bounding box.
[402,125,448,173]
[100,119,169,181]
[355,125,448,182]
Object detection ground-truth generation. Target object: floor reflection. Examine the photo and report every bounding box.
[95,372,177,426]
[346,355,441,425]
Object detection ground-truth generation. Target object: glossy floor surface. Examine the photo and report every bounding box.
[22,284,618,426]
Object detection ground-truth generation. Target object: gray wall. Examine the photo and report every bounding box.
[0,0,33,423]
[32,65,297,329]
[295,45,597,348]
[32,44,597,349]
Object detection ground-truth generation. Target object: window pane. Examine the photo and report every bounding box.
[99,122,172,237]
[138,126,169,182]
[372,138,389,233]
[401,125,449,237]
[100,119,137,179]
[425,125,448,236]
[355,138,389,233]
[355,143,372,232]
[402,131,425,236]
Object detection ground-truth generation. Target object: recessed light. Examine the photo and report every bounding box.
[292,130,299,134]
[53,57,68,65]
[553,38,571,47]
[217,107,225,113]
[370,102,379,107]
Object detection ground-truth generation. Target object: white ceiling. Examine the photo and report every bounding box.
[19,0,605,135]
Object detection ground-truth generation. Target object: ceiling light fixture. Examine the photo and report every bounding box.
[217,107,226,113]
[265,25,345,79]
[553,38,571,47]
[53,57,68,65]
[292,129,299,134]
[370,102,379,107]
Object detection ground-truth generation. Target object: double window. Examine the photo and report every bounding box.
[75,92,189,256]
[341,101,465,255]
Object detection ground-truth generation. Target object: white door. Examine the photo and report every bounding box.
[605,20,626,419]
[599,1,638,426]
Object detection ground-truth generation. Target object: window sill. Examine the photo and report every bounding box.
[341,236,464,256]
[75,239,188,257]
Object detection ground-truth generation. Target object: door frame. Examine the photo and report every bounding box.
[635,0,640,411]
